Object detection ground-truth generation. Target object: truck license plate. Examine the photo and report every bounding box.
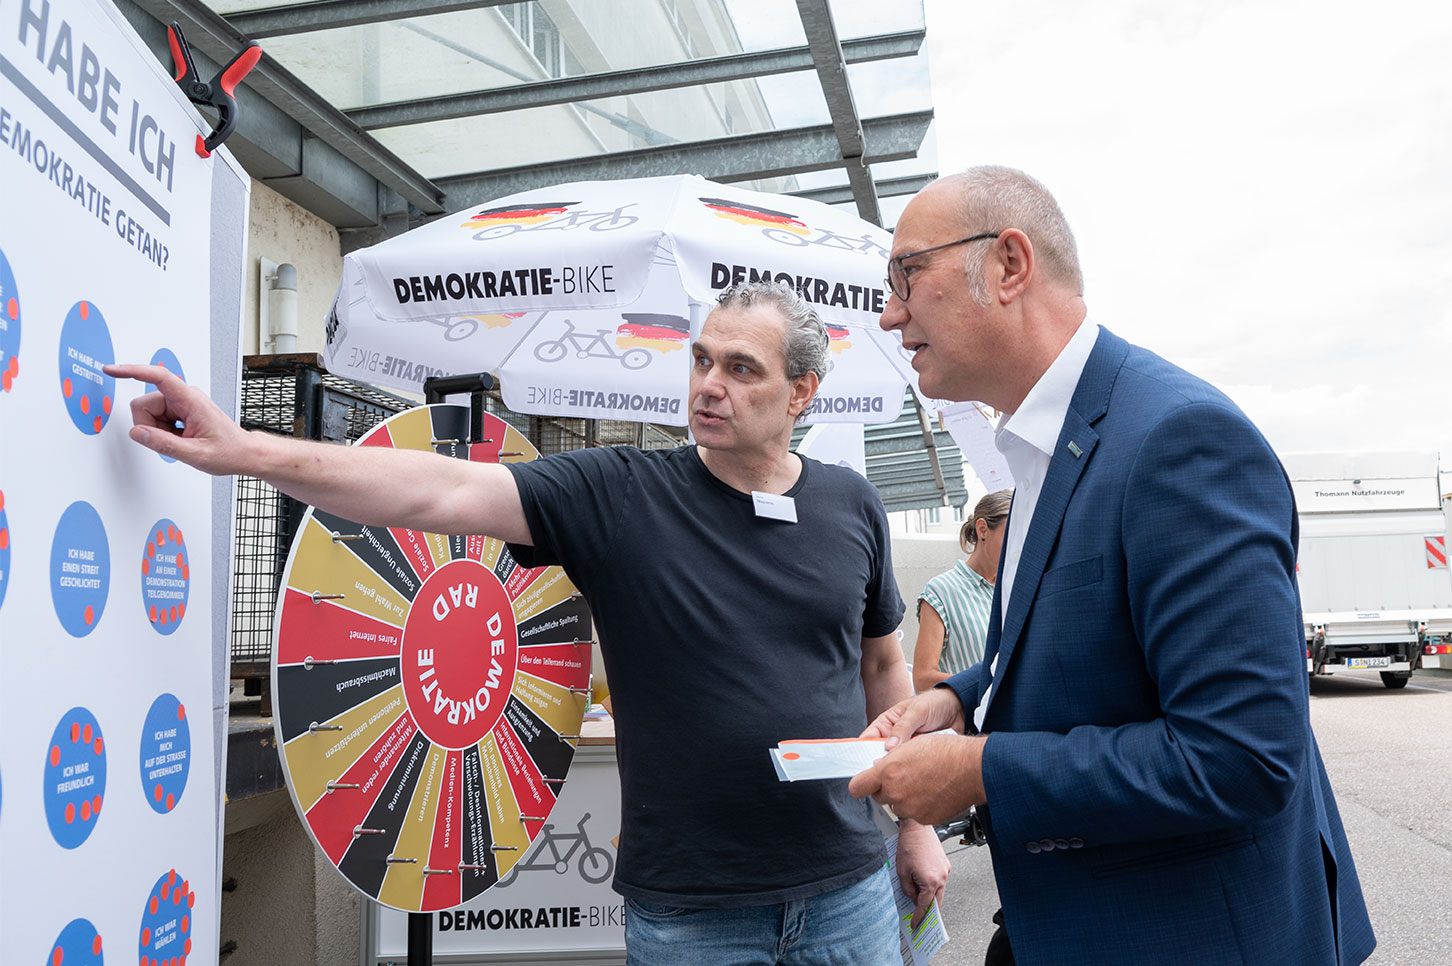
[1347,656,1391,669]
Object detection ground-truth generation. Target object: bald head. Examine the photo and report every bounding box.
[931,166,1084,299]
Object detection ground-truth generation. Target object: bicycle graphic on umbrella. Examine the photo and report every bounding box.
[533,317,651,370]
[497,811,615,887]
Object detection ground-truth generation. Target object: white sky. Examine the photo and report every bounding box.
[919,0,1452,477]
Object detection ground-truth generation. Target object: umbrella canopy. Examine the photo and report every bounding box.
[322,175,920,425]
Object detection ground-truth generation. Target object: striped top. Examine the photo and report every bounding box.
[918,560,995,675]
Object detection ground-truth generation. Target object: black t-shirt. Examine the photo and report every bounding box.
[506,444,904,906]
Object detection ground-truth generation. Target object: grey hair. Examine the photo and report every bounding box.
[935,166,1083,304]
[715,280,830,383]
[960,488,1013,552]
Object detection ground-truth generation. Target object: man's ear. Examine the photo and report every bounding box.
[788,370,819,420]
[996,229,1034,303]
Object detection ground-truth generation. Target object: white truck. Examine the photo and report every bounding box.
[1284,452,1452,689]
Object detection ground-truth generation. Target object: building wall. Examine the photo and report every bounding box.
[242,181,344,357]
[219,791,360,966]
[890,533,964,670]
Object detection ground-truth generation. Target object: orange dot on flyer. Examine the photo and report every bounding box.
[166,793,175,810]
[154,784,163,802]
[52,947,62,966]
[92,416,103,433]
[93,737,103,755]
[50,745,60,765]
[181,916,189,933]
[93,935,102,954]
[0,489,5,511]
[0,528,8,550]
[65,802,75,823]
[150,896,159,914]
[149,606,158,623]
[83,724,92,744]
[159,610,168,625]
[169,606,177,622]
[181,565,189,580]
[783,752,800,760]
[84,605,94,625]
[142,558,150,575]
[63,377,73,398]
[168,869,177,886]
[103,395,112,414]
[167,525,176,541]
[175,531,183,545]
[187,893,196,908]
[156,529,165,544]
[178,602,186,619]
[80,395,90,414]
[177,703,186,720]
[142,928,151,946]
[79,301,89,319]
[184,939,192,954]
[6,297,15,319]
[2,371,10,391]
[92,794,102,812]
[71,722,80,741]
[81,800,91,821]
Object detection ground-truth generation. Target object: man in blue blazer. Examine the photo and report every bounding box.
[851,167,1375,965]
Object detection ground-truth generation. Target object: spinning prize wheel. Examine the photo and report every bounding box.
[271,405,593,912]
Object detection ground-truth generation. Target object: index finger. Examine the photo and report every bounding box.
[103,363,181,390]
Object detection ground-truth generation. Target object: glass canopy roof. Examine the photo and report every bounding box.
[129,0,938,236]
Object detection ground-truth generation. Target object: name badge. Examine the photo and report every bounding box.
[751,491,798,523]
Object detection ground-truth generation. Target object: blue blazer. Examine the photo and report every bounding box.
[945,328,1374,965]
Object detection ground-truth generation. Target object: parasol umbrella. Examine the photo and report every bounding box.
[322,174,920,425]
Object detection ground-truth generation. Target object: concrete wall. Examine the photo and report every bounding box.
[242,181,345,356]
[890,532,965,669]
[219,792,360,966]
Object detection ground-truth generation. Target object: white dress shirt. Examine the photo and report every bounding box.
[973,319,1099,731]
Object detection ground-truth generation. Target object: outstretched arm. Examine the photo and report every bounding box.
[106,364,532,544]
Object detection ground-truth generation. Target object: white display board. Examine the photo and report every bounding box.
[374,746,625,963]
[0,1,248,963]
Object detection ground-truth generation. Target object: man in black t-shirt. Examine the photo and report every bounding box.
[108,280,950,964]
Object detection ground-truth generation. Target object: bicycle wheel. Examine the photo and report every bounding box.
[534,340,567,363]
[579,846,614,884]
[620,348,651,370]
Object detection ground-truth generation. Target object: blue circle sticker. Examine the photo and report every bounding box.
[51,501,110,637]
[146,348,185,463]
[139,694,191,813]
[0,485,10,613]
[43,707,107,849]
[48,918,104,966]
[138,869,195,966]
[57,300,115,435]
[141,519,189,635]
[0,246,20,394]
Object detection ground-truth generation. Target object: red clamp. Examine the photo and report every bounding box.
[167,21,262,158]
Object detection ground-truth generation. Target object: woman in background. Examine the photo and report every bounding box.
[912,489,1013,693]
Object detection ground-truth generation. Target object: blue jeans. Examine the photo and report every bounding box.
[624,864,899,965]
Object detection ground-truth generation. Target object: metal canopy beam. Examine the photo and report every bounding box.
[431,111,933,212]
[795,0,881,226]
[791,173,937,207]
[128,0,445,213]
[347,31,924,131]
[226,1,513,38]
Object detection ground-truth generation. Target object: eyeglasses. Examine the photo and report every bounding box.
[884,232,1001,301]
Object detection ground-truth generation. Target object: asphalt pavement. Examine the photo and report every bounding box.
[924,671,1452,965]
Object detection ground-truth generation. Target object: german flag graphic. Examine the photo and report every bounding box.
[699,197,810,235]
[462,312,526,330]
[461,202,577,230]
[826,324,852,354]
[616,313,690,354]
